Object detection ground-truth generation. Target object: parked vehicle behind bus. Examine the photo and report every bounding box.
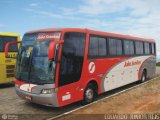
[5,28,156,107]
[0,32,20,84]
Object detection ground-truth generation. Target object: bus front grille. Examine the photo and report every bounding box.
[6,65,15,78]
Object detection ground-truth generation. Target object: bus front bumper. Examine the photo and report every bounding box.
[15,87,59,107]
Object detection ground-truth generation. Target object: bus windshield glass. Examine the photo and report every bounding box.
[15,32,61,84]
[30,40,56,84]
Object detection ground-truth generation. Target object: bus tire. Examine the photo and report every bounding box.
[82,84,96,105]
[140,70,147,83]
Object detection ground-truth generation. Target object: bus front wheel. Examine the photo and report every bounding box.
[82,84,96,104]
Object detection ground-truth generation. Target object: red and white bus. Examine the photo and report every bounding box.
[5,28,156,107]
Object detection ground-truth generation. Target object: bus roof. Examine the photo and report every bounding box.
[0,32,20,37]
[26,28,155,42]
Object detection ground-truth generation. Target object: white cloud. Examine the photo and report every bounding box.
[24,8,87,21]
[24,8,63,18]
[77,0,160,56]
[29,3,38,7]
[78,0,160,16]
[79,0,127,15]
[60,8,76,16]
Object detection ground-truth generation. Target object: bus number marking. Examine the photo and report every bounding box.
[88,62,95,74]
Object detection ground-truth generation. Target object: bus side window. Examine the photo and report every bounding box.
[108,38,122,56]
[88,36,107,58]
[135,41,144,55]
[144,42,150,55]
[124,40,134,56]
[151,43,155,54]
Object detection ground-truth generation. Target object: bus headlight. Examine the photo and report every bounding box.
[41,88,58,94]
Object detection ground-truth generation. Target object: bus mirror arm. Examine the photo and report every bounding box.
[48,40,64,61]
[5,41,21,58]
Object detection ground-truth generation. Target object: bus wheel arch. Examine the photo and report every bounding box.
[82,80,98,104]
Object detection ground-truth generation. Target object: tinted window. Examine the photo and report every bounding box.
[0,36,18,52]
[144,42,150,54]
[88,36,98,57]
[99,37,107,56]
[135,41,144,55]
[124,40,134,55]
[22,34,37,46]
[59,32,85,86]
[151,43,155,54]
[108,38,122,56]
[88,36,107,57]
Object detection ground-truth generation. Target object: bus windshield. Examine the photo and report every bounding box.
[15,32,60,84]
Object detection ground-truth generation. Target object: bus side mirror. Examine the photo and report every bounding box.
[48,42,57,61]
[5,41,21,58]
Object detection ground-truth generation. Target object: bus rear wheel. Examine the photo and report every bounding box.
[82,84,96,104]
[140,70,147,83]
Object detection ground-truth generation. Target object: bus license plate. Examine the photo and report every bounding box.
[25,96,32,101]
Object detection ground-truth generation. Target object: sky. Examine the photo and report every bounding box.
[0,0,160,56]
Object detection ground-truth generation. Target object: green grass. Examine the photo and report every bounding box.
[156,62,160,66]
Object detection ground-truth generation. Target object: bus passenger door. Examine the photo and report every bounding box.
[57,32,86,106]
[57,55,78,106]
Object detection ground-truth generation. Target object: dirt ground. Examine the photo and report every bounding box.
[58,77,160,120]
